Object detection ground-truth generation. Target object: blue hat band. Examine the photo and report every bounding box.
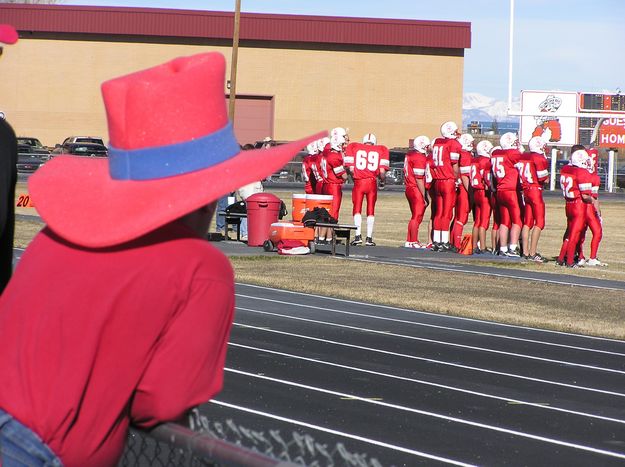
[108,122,240,181]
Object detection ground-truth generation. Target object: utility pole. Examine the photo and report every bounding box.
[228,0,241,121]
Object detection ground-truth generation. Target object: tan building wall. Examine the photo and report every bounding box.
[0,37,463,148]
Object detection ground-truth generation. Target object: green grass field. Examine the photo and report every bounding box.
[14,182,625,339]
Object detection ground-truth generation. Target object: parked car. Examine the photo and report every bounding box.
[58,142,108,158]
[384,161,405,185]
[62,136,105,146]
[16,137,51,173]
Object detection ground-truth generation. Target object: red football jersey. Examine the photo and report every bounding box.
[470,156,491,190]
[430,137,461,180]
[590,172,601,199]
[344,142,390,180]
[560,164,592,201]
[516,151,549,190]
[491,148,522,191]
[322,149,346,184]
[458,149,472,180]
[403,150,427,188]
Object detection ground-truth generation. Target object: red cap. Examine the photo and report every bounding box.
[0,25,18,45]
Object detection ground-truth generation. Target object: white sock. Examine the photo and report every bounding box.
[354,213,362,236]
[509,243,518,251]
[441,230,449,243]
[366,216,375,238]
[500,246,508,253]
[433,230,441,243]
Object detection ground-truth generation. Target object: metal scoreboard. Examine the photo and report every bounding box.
[578,93,625,148]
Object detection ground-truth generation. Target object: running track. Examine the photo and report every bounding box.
[201,283,625,466]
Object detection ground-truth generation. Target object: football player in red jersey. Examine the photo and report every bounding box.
[313,137,330,194]
[451,133,474,250]
[491,133,523,256]
[576,148,606,266]
[403,136,430,248]
[516,136,550,262]
[321,129,348,220]
[430,121,461,251]
[302,141,319,195]
[470,140,493,253]
[344,133,389,246]
[557,149,594,267]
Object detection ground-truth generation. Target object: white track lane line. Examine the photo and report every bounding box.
[209,400,476,467]
[225,368,625,461]
[233,323,625,398]
[236,283,625,344]
[236,294,625,358]
[344,256,625,291]
[236,307,625,375]
[229,342,625,425]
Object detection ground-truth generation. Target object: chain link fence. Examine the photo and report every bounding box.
[120,409,384,467]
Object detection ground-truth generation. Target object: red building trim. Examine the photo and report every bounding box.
[0,4,470,50]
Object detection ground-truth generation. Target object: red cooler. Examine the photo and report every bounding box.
[246,193,282,246]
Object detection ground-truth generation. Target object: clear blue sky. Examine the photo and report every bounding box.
[62,0,624,108]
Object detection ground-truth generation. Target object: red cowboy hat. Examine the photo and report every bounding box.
[30,52,324,247]
[0,25,18,45]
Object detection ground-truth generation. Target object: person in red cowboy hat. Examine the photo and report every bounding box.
[0,24,19,294]
[0,52,323,466]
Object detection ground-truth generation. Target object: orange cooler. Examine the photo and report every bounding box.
[305,194,333,213]
[269,222,315,247]
[291,194,307,222]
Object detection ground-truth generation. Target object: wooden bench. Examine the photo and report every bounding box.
[217,211,247,241]
[314,222,358,257]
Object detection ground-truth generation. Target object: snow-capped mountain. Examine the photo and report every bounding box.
[463,92,520,127]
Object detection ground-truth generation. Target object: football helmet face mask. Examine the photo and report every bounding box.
[476,140,494,157]
[458,133,475,151]
[500,132,520,150]
[571,149,589,169]
[528,136,546,154]
[440,121,459,139]
[413,135,430,154]
[362,133,377,145]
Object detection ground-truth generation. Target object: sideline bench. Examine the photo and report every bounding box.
[217,211,247,241]
[314,222,357,257]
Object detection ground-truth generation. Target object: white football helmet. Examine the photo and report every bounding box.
[413,135,430,154]
[362,133,377,145]
[528,136,546,154]
[476,140,494,157]
[330,133,346,151]
[458,133,475,151]
[306,141,318,155]
[500,132,520,150]
[440,121,459,139]
[571,149,589,169]
[316,137,330,153]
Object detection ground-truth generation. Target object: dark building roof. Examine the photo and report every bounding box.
[0,4,471,50]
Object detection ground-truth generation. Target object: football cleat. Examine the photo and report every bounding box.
[503,250,520,258]
[404,241,414,248]
[577,258,587,266]
[586,258,608,267]
[424,242,433,249]
[351,235,363,246]
[365,237,376,246]
[529,253,546,263]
